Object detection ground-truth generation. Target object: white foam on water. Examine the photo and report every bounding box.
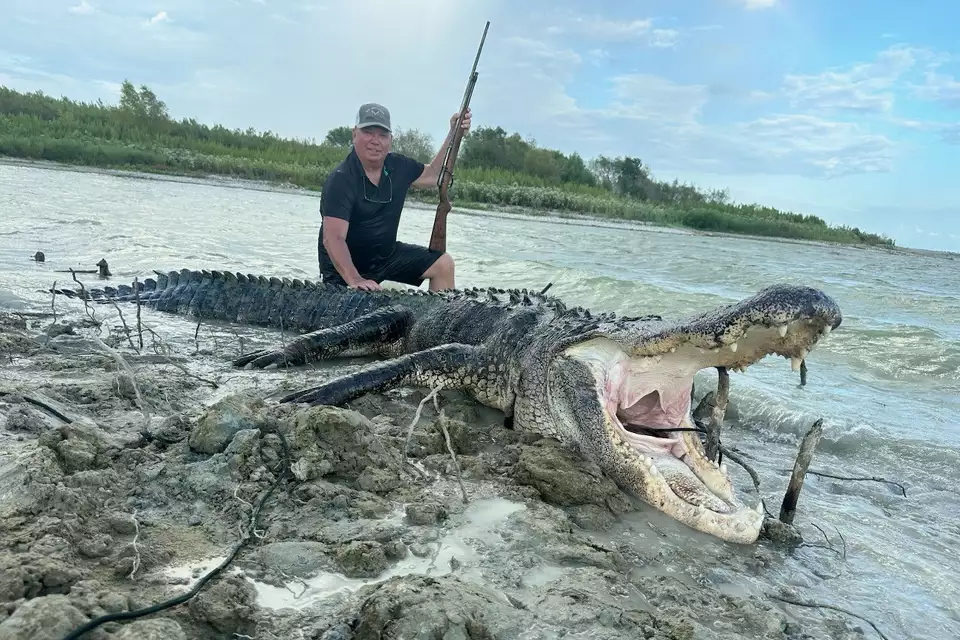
[251,497,527,611]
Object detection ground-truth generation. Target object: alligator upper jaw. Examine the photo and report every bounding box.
[562,301,837,544]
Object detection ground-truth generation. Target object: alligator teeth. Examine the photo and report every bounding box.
[669,347,676,353]
[791,356,803,371]
[729,341,738,353]
[822,325,832,336]
[799,348,808,359]
[649,464,659,476]
[778,325,788,337]
[720,463,728,476]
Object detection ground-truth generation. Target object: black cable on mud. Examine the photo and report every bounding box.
[59,426,292,640]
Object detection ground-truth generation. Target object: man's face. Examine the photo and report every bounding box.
[353,126,392,165]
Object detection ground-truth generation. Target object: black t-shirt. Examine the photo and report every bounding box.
[317,148,425,275]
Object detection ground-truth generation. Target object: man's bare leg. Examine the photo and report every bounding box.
[422,253,455,291]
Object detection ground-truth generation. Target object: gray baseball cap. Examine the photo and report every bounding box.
[355,103,391,132]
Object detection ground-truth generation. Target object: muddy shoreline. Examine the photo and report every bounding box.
[0,308,870,640]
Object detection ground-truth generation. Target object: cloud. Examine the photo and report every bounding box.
[480,37,895,179]
[781,45,921,113]
[548,17,652,40]
[941,125,960,145]
[606,74,708,125]
[545,14,682,48]
[68,1,94,15]
[145,11,170,27]
[649,29,680,49]
[912,71,960,109]
[739,0,778,10]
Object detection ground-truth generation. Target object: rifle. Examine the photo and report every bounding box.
[428,20,490,253]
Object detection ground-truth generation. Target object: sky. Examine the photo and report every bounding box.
[1,0,959,252]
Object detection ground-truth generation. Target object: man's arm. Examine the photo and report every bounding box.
[412,108,472,190]
[320,172,380,290]
[321,217,366,287]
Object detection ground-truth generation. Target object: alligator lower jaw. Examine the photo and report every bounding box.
[564,316,833,544]
[604,416,766,544]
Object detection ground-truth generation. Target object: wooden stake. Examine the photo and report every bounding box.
[705,367,728,461]
[779,418,824,524]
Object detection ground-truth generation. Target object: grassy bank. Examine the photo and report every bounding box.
[0,83,895,247]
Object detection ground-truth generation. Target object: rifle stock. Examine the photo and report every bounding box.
[429,21,490,253]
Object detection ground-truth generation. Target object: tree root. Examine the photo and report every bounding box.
[769,593,889,640]
[786,470,908,497]
[0,389,76,424]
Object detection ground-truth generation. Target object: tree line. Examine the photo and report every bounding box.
[0,82,894,246]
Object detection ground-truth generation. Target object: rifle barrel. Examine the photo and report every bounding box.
[429,21,490,253]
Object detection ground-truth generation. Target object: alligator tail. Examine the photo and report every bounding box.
[49,269,390,332]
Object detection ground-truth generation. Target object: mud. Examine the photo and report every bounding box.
[0,311,869,640]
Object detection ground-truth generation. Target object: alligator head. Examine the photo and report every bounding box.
[540,284,842,544]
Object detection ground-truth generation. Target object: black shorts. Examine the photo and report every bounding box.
[320,241,444,288]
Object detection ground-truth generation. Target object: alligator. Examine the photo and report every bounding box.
[52,268,842,544]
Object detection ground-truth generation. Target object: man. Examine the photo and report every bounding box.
[317,102,471,292]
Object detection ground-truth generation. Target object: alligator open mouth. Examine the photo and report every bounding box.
[563,307,837,544]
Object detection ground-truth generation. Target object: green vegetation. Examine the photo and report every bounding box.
[0,82,894,247]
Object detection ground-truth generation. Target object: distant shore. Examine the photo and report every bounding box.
[2,80,902,249]
[5,156,953,260]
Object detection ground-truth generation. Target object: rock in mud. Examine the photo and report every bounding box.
[0,551,81,602]
[2,406,47,435]
[285,406,404,487]
[0,594,104,640]
[405,501,448,525]
[188,393,266,454]
[336,540,390,578]
[255,541,336,579]
[513,438,635,516]
[38,420,118,474]
[187,573,257,636]
[346,575,523,639]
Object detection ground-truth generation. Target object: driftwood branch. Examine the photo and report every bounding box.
[779,418,824,524]
[799,359,807,386]
[68,269,102,328]
[438,411,469,504]
[133,276,144,351]
[769,593,889,640]
[50,280,58,325]
[784,470,907,498]
[718,444,775,519]
[0,390,76,424]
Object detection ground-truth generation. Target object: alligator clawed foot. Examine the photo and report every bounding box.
[232,348,296,369]
[278,384,337,406]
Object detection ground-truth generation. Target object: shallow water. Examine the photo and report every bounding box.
[1,161,958,639]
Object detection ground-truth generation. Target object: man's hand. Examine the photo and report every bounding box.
[349,278,381,291]
[449,108,472,135]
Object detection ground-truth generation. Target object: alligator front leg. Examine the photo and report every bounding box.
[278,343,509,411]
[232,306,414,369]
